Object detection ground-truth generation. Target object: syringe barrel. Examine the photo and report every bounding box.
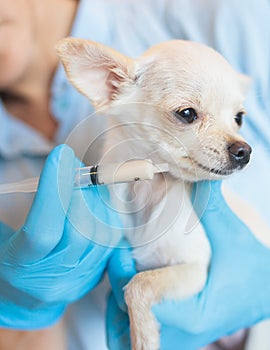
[74,159,155,188]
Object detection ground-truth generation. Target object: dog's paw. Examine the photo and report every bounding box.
[131,332,160,350]
[125,272,161,350]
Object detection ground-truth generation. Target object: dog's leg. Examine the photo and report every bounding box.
[124,262,207,350]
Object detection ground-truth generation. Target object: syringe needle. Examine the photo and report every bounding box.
[0,177,39,194]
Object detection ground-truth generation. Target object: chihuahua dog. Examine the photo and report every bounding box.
[57,39,253,350]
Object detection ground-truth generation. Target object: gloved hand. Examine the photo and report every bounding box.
[0,144,122,329]
[107,247,136,349]
[106,181,270,350]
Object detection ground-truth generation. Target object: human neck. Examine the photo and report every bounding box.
[2,0,78,139]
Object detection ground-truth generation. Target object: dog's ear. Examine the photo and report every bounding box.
[56,38,135,109]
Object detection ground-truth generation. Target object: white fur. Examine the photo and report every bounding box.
[57,39,251,350]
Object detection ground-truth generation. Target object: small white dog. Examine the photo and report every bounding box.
[57,39,254,350]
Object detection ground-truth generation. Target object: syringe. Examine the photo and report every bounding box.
[0,159,169,194]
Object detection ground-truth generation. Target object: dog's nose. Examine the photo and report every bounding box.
[228,141,252,167]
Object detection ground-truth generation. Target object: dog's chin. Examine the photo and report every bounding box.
[175,169,232,183]
[170,160,244,182]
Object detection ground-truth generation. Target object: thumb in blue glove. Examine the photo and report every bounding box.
[0,144,123,329]
[106,181,270,350]
[107,247,137,349]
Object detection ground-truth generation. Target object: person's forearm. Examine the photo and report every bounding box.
[0,320,66,350]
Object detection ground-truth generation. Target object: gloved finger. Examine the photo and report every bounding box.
[52,188,96,265]
[160,324,214,350]
[51,218,92,266]
[153,292,202,333]
[66,185,123,248]
[55,217,113,269]
[54,182,123,265]
[108,245,136,311]
[9,144,76,263]
[154,296,223,349]
[106,292,131,350]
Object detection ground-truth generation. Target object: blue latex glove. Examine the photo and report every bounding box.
[107,247,136,349]
[0,144,122,329]
[106,181,270,350]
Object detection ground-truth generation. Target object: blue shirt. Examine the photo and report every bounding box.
[1,0,270,349]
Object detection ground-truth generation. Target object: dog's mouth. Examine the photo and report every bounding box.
[179,141,252,179]
[180,153,250,179]
[191,158,237,176]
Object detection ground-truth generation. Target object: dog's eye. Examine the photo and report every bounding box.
[234,111,244,127]
[174,108,198,123]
